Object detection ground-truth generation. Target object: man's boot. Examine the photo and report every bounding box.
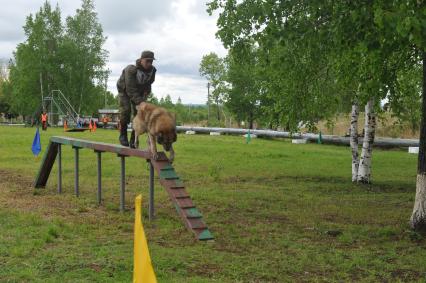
[129,130,135,148]
[119,122,129,147]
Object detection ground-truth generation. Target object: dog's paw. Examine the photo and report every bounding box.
[169,152,175,164]
[152,152,159,160]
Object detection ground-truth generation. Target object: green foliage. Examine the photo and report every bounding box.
[199,52,227,121]
[7,0,109,117]
[63,0,109,114]
[0,60,12,114]
[150,94,210,126]
[388,65,422,134]
[225,44,262,129]
[206,0,426,130]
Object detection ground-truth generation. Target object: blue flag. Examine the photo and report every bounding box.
[31,127,41,156]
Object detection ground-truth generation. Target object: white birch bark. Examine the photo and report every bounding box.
[410,174,426,230]
[357,99,376,183]
[350,102,359,182]
[411,51,426,231]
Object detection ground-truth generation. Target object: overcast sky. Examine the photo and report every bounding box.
[0,0,226,104]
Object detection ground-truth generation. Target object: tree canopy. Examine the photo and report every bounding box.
[206,0,425,130]
[6,0,109,118]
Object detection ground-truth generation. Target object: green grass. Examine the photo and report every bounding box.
[0,125,425,282]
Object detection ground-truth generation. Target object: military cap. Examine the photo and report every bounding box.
[141,50,155,60]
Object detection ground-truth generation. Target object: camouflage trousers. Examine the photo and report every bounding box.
[118,92,144,125]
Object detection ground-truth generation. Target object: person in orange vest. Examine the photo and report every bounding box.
[63,119,68,131]
[102,116,108,128]
[41,111,48,131]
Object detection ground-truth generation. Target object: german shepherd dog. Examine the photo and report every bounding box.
[131,102,177,162]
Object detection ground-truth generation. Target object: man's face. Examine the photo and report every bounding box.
[141,58,153,70]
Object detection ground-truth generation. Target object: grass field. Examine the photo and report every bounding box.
[0,126,425,282]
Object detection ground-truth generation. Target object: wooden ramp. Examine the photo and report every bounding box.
[34,136,214,241]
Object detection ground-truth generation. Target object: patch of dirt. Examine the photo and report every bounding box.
[0,169,120,225]
[187,263,222,277]
[390,269,424,281]
[0,169,34,188]
[88,263,103,272]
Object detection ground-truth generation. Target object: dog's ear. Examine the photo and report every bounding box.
[138,102,147,112]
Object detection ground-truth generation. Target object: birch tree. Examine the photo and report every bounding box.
[207,0,398,184]
[350,102,359,182]
[356,99,377,183]
[371,0,426,230]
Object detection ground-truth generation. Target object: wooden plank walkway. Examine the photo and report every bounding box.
[34,136,213,241]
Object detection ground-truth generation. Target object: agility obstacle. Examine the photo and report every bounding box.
[34,136,214,241]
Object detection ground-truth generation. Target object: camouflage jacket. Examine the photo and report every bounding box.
[116,59,156,104]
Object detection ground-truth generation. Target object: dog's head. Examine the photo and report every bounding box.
[157,129,177,151]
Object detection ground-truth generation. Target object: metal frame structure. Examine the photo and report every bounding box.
[43,90,80,125]
[34,136,214,241]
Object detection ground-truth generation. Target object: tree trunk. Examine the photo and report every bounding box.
[249,111,254,129]
[216,101,220,121]
[350,102,359,182]
[411,51,426,231]
[357,99,376,184]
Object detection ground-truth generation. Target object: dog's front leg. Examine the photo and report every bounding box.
[149,134,158,160]
[129,130,135,148]
[134,131,139,148]
[169,145,175,163]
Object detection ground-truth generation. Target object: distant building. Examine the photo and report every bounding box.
[98,109,120,128]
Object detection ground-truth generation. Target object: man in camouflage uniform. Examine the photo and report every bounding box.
[116,50,156,147]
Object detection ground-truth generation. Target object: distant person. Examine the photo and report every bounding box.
[41,111,48,131]
[102,116,108,128]
[77,116,82,128]
[116,50,156,147]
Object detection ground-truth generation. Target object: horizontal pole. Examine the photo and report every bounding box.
[175,126,419,148]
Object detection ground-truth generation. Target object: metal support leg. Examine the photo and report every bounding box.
[57,144,62,194]
[149,161,154,221]
[74,147,79,197]
[120,155,125,211]
[96,151,102,204]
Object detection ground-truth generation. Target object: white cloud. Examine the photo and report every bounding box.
[0,0,226,104]
[154,73,209,104]
[104,0,226,104]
